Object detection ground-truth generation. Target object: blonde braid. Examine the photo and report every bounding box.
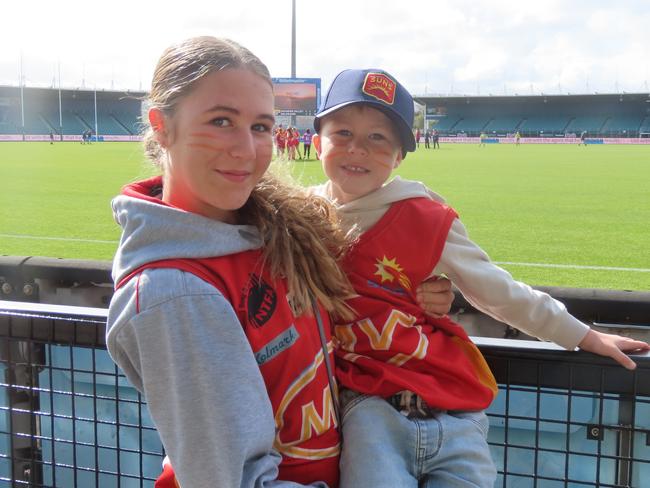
[240,173,355,320]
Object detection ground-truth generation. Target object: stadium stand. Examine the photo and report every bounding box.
[0,85,145,137]
[483,115,524,134]
[518,114,570,134]
[601,114,645,136]
[452,116,492,133]
[0,88,21,134]
[428,115,462,132]
[564,115,608,134]
[2,86,649,140]
[417,93,650,137]
[639,115,650,136]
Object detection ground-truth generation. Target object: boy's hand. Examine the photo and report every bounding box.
[416,277,454,318]
[578,329,650,370]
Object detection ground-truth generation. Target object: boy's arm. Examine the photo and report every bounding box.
[576,329,648,370]
[434,219,649,367]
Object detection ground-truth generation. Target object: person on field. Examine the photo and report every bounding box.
[302,128,313,159]
[107,37,454,488]
[275,124,287,159]
[310,68,650,488]
[287,127,301,160]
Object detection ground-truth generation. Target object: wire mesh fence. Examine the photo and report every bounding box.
[1,302,649,487]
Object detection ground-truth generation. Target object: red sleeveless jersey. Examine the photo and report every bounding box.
[335,197,498,411]
[118,249,339,487]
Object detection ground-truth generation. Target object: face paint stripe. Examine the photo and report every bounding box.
[186,142,222,152]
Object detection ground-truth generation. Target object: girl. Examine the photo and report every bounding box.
[107,37,454,488]
[107,36,355,488]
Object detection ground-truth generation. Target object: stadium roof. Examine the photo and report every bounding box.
[414,92,650,105]
[0,84,147,96]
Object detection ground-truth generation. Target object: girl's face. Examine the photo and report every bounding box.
[156,68,275,223]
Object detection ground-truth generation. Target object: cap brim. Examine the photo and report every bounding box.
[314,100,416,156]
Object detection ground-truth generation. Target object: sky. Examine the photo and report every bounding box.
[1,0,649,97]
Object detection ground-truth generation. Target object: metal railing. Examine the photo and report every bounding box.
[476,337,650,487]
[0,302,163,487]
[1,301,649,487]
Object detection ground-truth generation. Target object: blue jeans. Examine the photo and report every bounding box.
[339,391,496,487]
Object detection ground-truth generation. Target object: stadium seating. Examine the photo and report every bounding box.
[565,115,608,133]
[638,115,650,135]
[452,117,492,133]
[2,86,648,139]
[418,93,650,137]
[429,116,462,131]
[509,115,571,134]
[60,110,88,135]
[0,100,20,134]
[601,114,644,135]
[0,86,144,137]
[484,115,525,134]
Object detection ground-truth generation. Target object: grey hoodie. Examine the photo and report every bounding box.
[107,181,328,488]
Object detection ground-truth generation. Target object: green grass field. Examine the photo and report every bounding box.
[1,141,649,291]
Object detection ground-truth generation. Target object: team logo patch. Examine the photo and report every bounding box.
[246,274,277,328]
[362,73,396,105]
[373,256,412,292]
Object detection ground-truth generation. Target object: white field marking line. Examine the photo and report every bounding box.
[2,233,649,272]
[0,234,118,244]
[495,261,650,273]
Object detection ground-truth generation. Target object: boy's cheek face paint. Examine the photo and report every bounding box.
[321,139,397,170]
[372,148,399,169]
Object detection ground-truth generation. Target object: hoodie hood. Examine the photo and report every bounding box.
[310,176,447,233]
[111,176,262,284]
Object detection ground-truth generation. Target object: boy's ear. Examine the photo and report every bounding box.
[393,150,404,169]
[149,108,169,147]
[312,133,321,157]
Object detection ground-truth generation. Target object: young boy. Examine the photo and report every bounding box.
[311,68,649,487]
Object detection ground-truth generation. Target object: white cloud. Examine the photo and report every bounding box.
[1,0,648,96]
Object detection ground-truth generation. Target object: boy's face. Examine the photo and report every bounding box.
[313,105,403,204]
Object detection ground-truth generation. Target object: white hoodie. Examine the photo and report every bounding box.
[311,176,590,350]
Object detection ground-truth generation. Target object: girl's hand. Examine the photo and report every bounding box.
[416,277,454,318]
[578,329,650,370]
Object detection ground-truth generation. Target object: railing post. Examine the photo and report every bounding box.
[1,326,45,486]
[616,393,634,487]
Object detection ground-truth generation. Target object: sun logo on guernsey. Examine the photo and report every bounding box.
[374,256,412,292]
[362,73,396,105]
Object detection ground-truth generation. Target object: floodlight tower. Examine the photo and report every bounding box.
[291,0,296,79]
[290,0,296,127]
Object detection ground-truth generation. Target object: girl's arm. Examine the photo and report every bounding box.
[107,269,327,487]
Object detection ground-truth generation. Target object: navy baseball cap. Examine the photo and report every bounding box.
[314,69,416,155]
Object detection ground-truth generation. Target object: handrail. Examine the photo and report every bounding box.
[1,301,649,487]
